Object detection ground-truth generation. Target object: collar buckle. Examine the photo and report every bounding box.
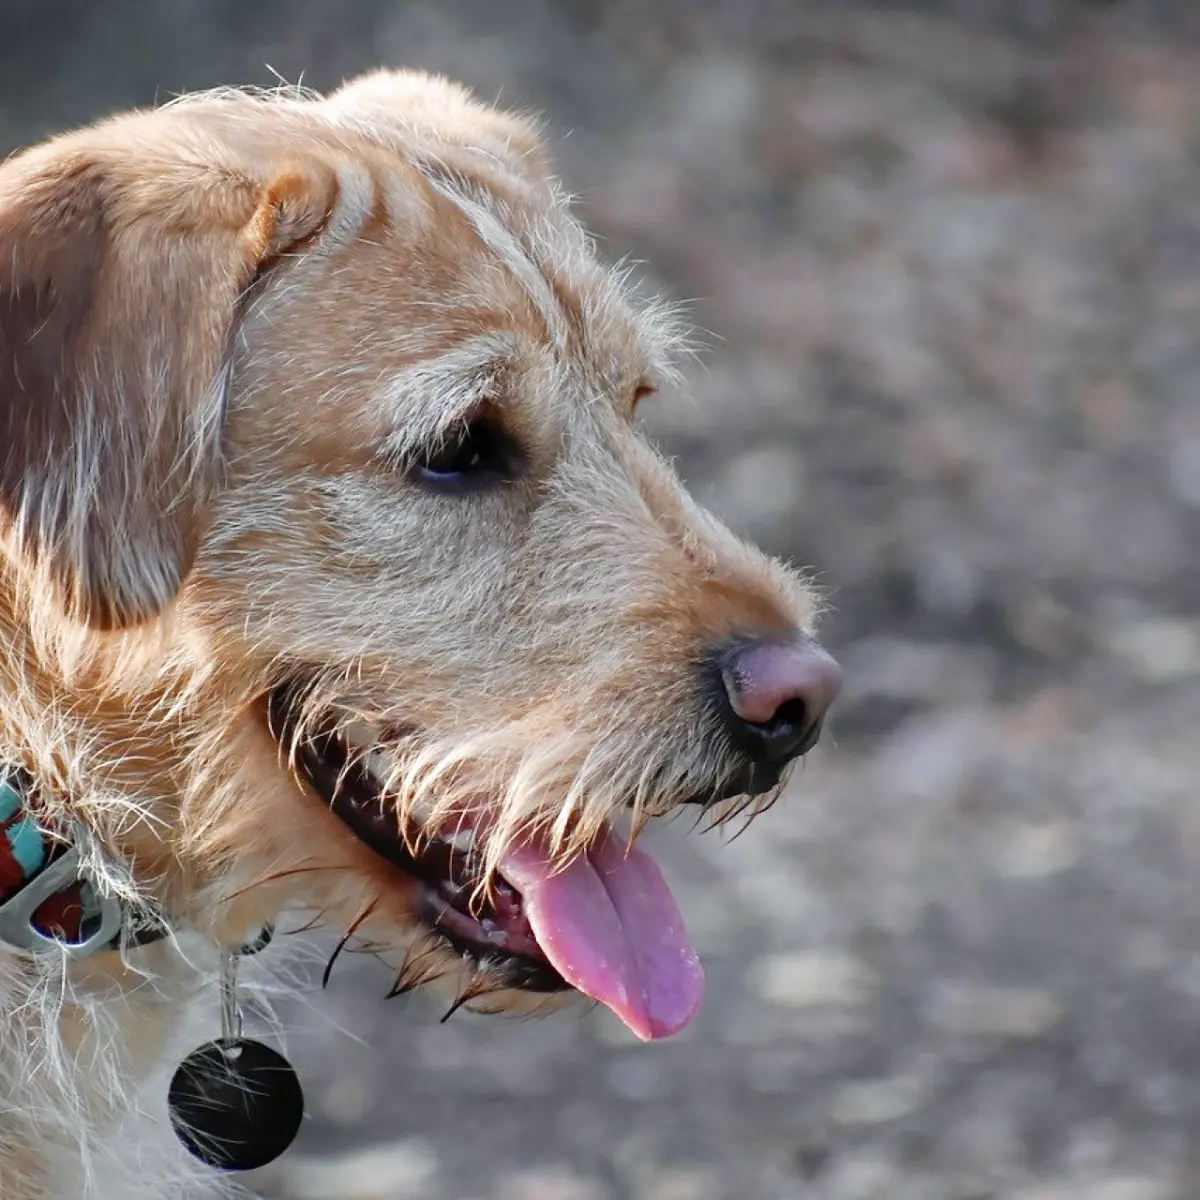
[0,840,124,959]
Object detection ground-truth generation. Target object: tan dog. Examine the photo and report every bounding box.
[0,70,841,1198]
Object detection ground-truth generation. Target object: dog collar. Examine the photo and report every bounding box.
[0,763,164,958]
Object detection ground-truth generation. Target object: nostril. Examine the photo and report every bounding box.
[769,698,809,739]
[743,697,810,757]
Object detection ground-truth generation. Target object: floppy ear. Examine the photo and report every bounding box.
[0,128,335,630]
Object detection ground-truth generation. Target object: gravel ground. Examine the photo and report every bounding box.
[4,4,1200,1198]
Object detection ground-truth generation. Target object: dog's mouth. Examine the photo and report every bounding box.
[266,688,704,1040]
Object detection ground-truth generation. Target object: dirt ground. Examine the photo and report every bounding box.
[3,3,1199,1198]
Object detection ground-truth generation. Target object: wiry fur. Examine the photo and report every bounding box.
[0,70,829,1198]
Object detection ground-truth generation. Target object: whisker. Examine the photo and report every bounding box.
[323,902,378,989]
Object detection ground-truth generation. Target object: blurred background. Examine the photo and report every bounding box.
[3,2,1199,1197]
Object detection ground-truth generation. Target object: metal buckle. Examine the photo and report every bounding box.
[0,842,124,959]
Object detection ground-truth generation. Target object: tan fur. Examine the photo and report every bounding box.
[0,71,829,1198]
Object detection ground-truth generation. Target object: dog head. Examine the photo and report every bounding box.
[0,71,840,1039]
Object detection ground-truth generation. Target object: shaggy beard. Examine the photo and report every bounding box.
[271,666,786,880]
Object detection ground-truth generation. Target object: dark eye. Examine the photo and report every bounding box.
[412,420,517,491]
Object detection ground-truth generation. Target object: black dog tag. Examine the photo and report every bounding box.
[168,1038,304,1171]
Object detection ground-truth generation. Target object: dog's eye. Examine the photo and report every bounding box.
[412,420,516,490]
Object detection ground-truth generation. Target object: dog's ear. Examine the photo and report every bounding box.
[0,129,336,630]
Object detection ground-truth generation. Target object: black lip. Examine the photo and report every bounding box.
[266,686,567,994]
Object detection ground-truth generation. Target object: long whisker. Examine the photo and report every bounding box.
[323,901,378,989]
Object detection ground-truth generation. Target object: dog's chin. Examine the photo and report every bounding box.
[264,684,724,1041]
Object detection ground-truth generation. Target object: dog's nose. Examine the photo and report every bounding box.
[714,634,842,769]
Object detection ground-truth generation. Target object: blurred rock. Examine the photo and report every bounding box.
[254,1141,438,1200]
[924,982,1064,1039]
[497,1168,608,1200]
[829,1074,928,1126]
[751,952,879,1009]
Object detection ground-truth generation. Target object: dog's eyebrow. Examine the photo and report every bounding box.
[375,334,517,462]
[422,172,569,353]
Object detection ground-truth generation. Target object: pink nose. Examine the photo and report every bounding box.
[716,634,842,767]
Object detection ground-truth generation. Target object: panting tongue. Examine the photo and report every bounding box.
[498,827,704,1041]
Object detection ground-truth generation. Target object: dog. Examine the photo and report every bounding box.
[0,69,841,1198]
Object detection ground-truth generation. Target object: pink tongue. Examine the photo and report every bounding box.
[498,828,704,1040]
